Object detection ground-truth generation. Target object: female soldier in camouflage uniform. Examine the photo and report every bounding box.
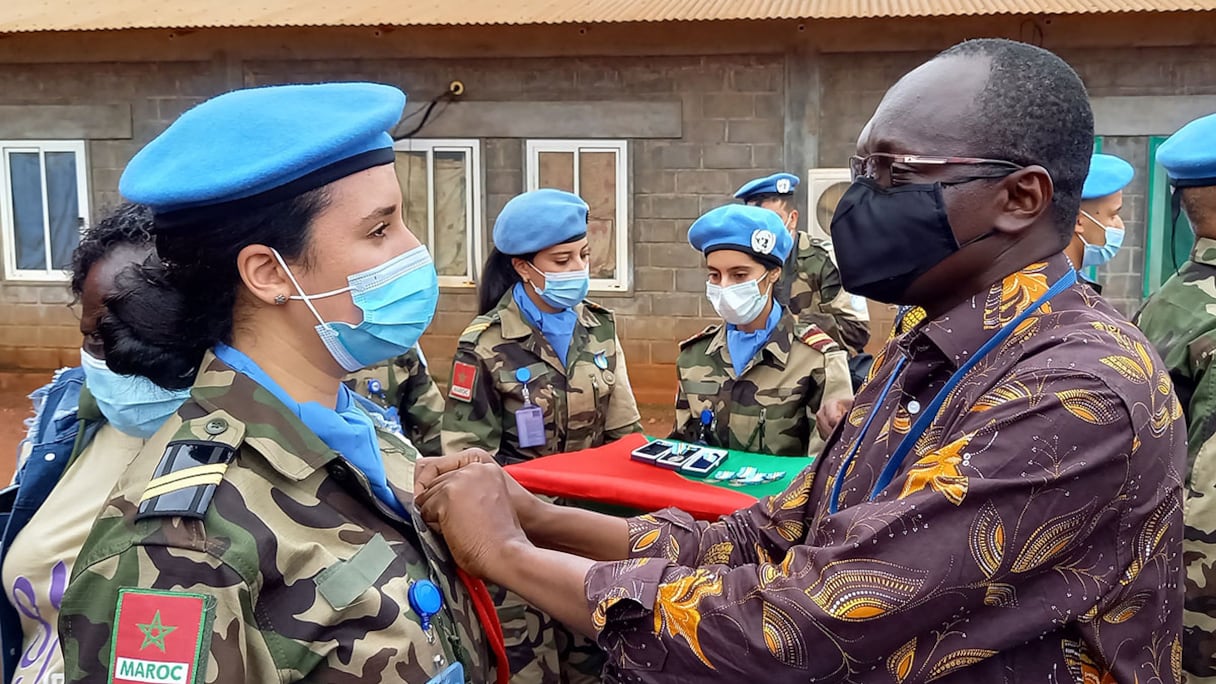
[58,83,502,684]
[442,188,641,684]
[673,204,853,457]
[441,189,642,463]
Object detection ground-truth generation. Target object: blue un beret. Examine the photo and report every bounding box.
[1081,154,1135,200]
[493,189,589,256]
[1158,112,1216,187]
[121,82,406,221]
[734,172,800,201]
[688,204,793,269]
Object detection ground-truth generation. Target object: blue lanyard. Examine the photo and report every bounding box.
[827,269,1077,515]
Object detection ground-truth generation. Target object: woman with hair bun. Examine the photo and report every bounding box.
[58,83,504,684]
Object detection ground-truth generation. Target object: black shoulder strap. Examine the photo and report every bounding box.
[135,440,237,521]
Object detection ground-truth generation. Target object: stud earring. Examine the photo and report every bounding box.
[273,294,288,305]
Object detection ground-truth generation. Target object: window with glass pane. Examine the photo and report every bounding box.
[526,140,629,290]
[392,139,482,287]
[1,141,88,281]
[1144,135,1195,297]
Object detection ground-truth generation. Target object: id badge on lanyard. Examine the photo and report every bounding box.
[514,367,546,448]
[827,270,1077,514]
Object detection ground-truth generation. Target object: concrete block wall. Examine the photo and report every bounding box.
[1091,136,1150,317]
[3,35,1214,386]
[0,60,220,370]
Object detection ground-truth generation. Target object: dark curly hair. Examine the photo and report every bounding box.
[99,188,330,390]
[938,39,1095,239]
[68,203,154,302]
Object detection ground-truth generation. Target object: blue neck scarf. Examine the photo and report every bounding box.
[213,344,404,516]
[513,282,578,367]
[726,303,782,377]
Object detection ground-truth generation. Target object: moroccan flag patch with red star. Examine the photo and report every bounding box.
[449,361,478,403]
[110,588,213,684]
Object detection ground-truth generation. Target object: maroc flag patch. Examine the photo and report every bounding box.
[110,588,213,684]
[449,361,478,402]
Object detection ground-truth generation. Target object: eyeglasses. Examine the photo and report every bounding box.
[849,153,1024,183]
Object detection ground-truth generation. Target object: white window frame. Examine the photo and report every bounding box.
[393,138,483,288]
[0,140,90,282]
[525,139,630,291]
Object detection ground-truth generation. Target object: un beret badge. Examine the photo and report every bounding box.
[751,230,776,255]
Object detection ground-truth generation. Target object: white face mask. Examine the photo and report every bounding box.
[706,275,772,326]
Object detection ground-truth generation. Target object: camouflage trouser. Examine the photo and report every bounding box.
[491,583,605,684]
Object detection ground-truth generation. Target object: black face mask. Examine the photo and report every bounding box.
[831,177,989,304]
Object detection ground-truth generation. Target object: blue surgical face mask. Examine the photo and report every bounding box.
[1079,211,1125,268]
[80,349,189,439]
[529,263,590,310]
[275,245,439,373]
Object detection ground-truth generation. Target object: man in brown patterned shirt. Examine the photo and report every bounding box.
[417,39,1185,683]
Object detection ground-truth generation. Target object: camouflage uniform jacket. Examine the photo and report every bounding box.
[59,352,494,683]
[441,293,642,464]
[783,232,871,354]
[672,313,853,457]
[1134,236,1216,681]
[344,347,445,456]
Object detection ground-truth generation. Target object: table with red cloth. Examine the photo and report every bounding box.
[503,433,814,520]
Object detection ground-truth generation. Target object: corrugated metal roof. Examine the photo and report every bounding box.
[2,0,1214,32]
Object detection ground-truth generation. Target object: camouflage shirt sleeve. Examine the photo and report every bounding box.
[1184,329,1216,472]
[1182,331,1216,676]
[441,347,504,456]
[791,246,871,354]
[670,371,693,443]
[807,348,854,456]
[604,337,643,439]
[60,532,282,683]
[811,250,843,306]
[397,350,445,457]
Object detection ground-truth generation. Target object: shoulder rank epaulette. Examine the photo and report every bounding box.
[458,314,499,345]
[679,324,721,350]
[796,324,841,353]
[135,440,237,521]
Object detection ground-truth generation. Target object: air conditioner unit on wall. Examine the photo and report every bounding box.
[805,167,884,331]
[805,168,852,241]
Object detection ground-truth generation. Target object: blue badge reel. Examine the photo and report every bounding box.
[409,578,443,633]
[514,367,546,448]
[408,578,465,683]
